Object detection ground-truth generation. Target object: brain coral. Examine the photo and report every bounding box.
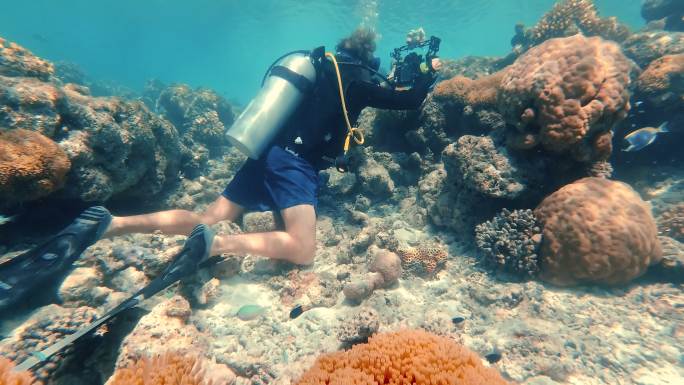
[534,177,662,286]
[0,129,70,207]
[108,353,209,385]
[295,330,510,385]
[498,34,636,163]
[636,54,684,112]
[397,245,447,277]
[0,357,35,385]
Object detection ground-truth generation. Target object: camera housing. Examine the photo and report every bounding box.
[389,36,441,88]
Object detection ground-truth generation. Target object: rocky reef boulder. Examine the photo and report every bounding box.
[0,38,238,208]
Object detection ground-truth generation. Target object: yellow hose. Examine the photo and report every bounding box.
[325,52,364,154]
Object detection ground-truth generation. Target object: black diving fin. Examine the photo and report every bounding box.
[13,224,216,373]
[0,206,112,312]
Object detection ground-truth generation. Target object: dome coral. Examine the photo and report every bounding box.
[534,177,662,286]
[294,330,510,385]
[498,35,636,163]
[0,129,71,207]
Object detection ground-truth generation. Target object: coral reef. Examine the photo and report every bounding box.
[114,296,209,367]
[397,244,447,277]
[294,330,510,385]
[636,54,684,113]
[441,136,527,199]
[153,83,235,173]
[0,357,35,385]
[520,0,631,48]
[622,31,684,68]
[0,73,184,205]
[0,129,70,207]
[0,37,54,80]
[498,35,636,163]
[535,177,662,286]
[0,305,99,384]
[343,248,401,302]
[642,0,684,32]
[336,308,380,346]
[475,209,542,278]
[657,203,684,242]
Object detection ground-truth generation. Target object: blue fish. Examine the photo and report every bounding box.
[622,122,669,152]
[0,215,16,226]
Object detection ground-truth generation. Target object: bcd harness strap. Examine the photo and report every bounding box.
[270,65,314,94]
[325,52,364,158]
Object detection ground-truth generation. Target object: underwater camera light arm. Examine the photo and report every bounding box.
[389,35,441,88]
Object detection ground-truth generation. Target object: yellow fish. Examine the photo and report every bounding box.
[623,122,669,152]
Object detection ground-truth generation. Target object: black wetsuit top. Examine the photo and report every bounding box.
[274,55,435,170]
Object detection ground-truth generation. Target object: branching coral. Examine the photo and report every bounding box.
[534,177,662,286]
[636,54,684,112]
[498,35,636,163]
[0,357,35,385]
[0,128,70,208]
[397,245,447,277]
[522,0,631,48]
[108,353,210,385]
[475,209,542,278]
[0,37,54,80]
[294,330,511,385]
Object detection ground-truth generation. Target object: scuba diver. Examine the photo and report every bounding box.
[0,28,441,314]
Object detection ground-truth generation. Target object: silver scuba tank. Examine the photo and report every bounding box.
[226,53,317,159]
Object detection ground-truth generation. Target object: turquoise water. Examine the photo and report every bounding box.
[0,0,643,103]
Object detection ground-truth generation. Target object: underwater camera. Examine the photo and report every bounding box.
[389,35,441,88]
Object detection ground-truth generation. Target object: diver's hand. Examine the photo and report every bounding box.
[431,58,442,71]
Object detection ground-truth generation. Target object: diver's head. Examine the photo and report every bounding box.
[336,28,378,68]
[514,23,525,34]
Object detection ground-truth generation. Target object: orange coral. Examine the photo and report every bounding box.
[498,35,636,163]
[397,245,447,276]
[524,0,630,46]
[0,38,54,80]
[0,129,70,207]
[636,54,684,112]
[0,356,35,385]
[433,72,505,108]
[294,330,510,385]
[108,353,210,385]
[658,203,684,242]
[534,177,662,286]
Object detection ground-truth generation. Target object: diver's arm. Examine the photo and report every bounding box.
[347,73,435,110]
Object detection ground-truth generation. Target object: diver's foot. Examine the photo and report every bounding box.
[180,224,216,265]
[0,206,112,310]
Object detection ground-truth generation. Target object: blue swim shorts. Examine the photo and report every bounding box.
[222,146,319,212]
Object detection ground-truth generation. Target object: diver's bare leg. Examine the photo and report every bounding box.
[210,204,316,265]
[104,196,245,237]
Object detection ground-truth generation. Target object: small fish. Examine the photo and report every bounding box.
[451,316,465,325]
[485,352,502,364]
[290,304,310,319]
[622,122,669,152]
[0,215,16,226]
[634,101,643,107]
[235,304,266,321]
